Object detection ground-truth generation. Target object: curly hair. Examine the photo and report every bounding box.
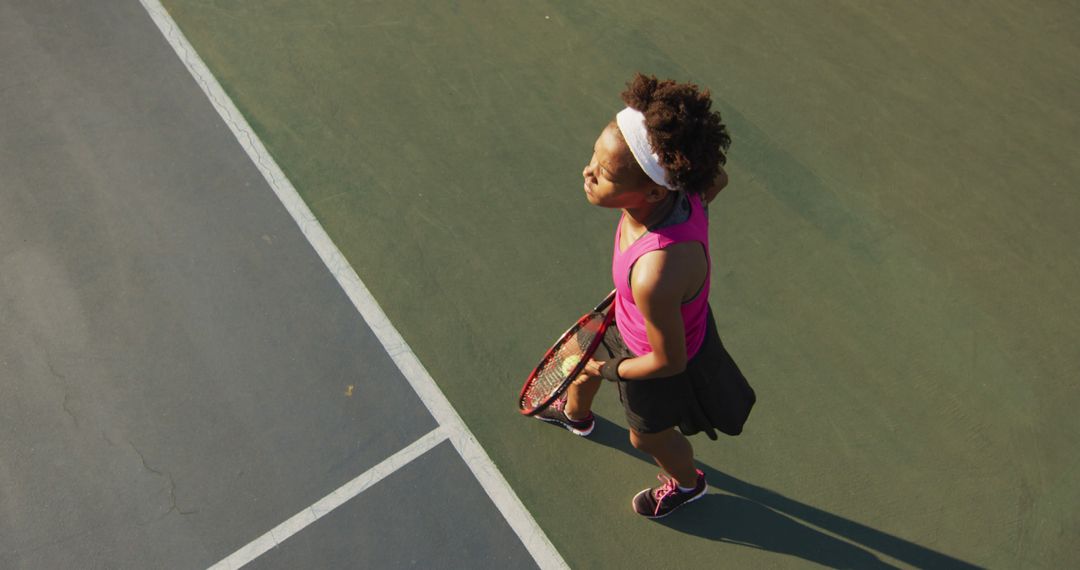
[620,73,731,196]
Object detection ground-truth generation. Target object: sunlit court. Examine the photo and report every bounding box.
[2,1,1077,568]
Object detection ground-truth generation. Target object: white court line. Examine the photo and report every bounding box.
[137,2,569,569]
[208,428,448,570]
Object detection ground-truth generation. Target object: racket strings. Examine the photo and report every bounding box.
[523,312,606,409]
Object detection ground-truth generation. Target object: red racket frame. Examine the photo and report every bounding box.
[518,290,616,415]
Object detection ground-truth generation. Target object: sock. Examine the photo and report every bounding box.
[565,409,590,422]
[677,483,696,493]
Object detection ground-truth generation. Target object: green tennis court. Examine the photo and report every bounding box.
[22,0,1080,567]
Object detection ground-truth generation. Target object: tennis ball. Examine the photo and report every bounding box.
[560,355,582,377]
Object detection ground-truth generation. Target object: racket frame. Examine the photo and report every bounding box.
[518,290,616,415]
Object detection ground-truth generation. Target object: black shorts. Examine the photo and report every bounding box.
[599,307,755,439]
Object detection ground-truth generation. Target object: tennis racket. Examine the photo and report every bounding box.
[518,290,616,415]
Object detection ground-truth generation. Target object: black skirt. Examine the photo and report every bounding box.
[600,307,756,440]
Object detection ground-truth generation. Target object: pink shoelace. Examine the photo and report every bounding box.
[647,472,702,516]
[653,474,681,504]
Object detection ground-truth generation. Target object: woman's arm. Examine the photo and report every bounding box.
[583,247,697,381]
[619,268,688,380]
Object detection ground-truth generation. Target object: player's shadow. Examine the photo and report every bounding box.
[588,416,982,570]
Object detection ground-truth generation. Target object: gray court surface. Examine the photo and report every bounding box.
[0,1,533,568]
[248,442,533,569]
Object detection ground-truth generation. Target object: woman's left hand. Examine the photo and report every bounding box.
[582,358,603,378]
[570,358,604,386]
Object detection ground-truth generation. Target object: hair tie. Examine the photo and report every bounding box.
[615,107,673,190]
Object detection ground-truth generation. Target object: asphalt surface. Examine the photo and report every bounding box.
[0,1,534,568]
[4,0,1079,568]
[154,0,1080,568]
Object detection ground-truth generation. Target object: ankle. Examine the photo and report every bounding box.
[564,406,591,422]
[674,470,701,490]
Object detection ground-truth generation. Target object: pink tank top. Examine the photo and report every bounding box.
[612,192,711,358]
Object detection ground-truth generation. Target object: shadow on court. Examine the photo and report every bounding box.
[587,416,983,570]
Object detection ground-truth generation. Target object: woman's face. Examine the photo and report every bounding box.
[582,122,655,208]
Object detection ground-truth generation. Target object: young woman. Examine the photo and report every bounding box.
[534,73,753,518]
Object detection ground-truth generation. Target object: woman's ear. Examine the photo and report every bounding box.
[646,186,669,203]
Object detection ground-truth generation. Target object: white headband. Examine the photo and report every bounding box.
[615,107,673,190]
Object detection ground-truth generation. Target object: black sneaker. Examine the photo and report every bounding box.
[533,397,594,436]
[632,469,707,518]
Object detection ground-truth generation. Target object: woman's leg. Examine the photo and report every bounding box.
[564,374,601,420]
[630,427,698,487]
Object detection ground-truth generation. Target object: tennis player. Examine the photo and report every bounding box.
[534,73,754,518]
